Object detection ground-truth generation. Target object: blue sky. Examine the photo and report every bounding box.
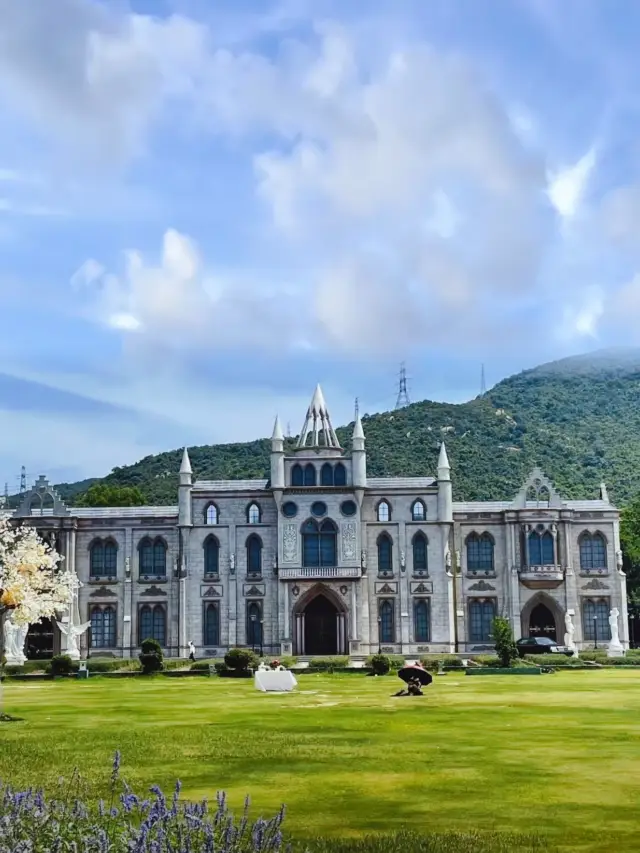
[2,0,640,487]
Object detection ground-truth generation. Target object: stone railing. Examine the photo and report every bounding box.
[518,565,565,588]
[278,566,362,580]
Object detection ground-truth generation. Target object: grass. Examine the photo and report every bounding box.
[2,670,640,851]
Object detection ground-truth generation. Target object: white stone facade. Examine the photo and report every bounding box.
[11,387,629,659]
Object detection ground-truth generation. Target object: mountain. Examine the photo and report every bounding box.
[41,348,640,507]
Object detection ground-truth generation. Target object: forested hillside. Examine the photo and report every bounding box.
[53,348,640,507]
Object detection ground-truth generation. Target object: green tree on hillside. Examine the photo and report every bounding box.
[76,484,146,507]
[620,496,640,608]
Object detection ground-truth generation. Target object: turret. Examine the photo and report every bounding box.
[351,412,367,488]
[437,442,452,523]
[270,415,285,490]
[178,447,192,526]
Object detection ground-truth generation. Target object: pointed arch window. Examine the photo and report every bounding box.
[203,602,220,646]
[302,518,337,567]
[205,503,219,525]
[411,500,426,521]
[377,533,393,574]
[379,600,395,643]
[414,600,430,642]
[246,601,263,648]
[582,599,611,642]
[204,535,220,575]
[334,463,347,487]
[90,605,116,648]
[138,604,166,646]
[579,533,607,571]
[89,538,118,578]
[291,464,304,487]
[469,600,496,643]
[466,533,494,572]
[377,501,391,522]
[321,463,334,487]
[304,464,317,486]
[246,534,263,575]
[247,503,261,524]
[139,537,167,578]
[528,530,554,566]
[412,532,428,574]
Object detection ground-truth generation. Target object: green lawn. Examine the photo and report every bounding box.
[2,670,640,851]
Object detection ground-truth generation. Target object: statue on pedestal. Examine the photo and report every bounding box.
[607,607,625,658]
[563,612,576,655]
[3,615,27,666]
[56,576,90,661]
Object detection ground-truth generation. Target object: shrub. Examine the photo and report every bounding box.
[0,751,288,852]
[308,656,349,672]
[224,648,259,672]
[279,655,298,669]
[492,617,518,668]
[523,654,584,667]
[49,654,75,676]
[139,637,163,674]
[368,654,391,675]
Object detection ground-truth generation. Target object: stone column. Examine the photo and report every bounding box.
[398,521,410,647]
[350,583,357,640]
[523,524,531,567]
[283,581,290,640]
[228,524,237,647]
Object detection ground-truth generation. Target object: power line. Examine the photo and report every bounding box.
[395,362,411,408]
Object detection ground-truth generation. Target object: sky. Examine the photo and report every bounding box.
[2,0,640,488]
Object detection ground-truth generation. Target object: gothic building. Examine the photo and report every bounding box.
[10,385,629,660]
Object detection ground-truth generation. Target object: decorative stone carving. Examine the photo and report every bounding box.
[410,581,433,594]
[229,553,236,574]
[291,585,300,597]
[468,580,496,591]
[89,586,117,598]
[341,522,357,561]
[140,585,167,596]
[375,582,397,595]
[243,584,265,597]
[616,550,624,572]
[400,550,406,570]
[283,524,298,562]
[125,557,131,577]
[361,549,367,568]
[582,578,609,590]
[339,585,348,595]
[201,585,223,598]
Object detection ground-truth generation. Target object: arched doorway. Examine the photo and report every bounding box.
[294,585,348,655]
[26,617,56,660]
[529,603,557,641]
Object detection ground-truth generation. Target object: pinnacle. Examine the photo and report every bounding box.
[180,447,192,475]
[438,441,450,470]
[272,415,284,442]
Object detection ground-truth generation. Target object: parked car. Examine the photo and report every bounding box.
[516,636,573,657]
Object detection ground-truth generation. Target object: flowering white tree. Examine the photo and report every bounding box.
[0,517,76,648]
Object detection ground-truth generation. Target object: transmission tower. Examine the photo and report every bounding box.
[480,363,487,396]
[354,397,359,419]
[286,422,291,438]
[395,363,411,409]
[20,465,27,493]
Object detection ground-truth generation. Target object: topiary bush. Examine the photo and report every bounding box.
[49,655,75,676]
[224,648,259,673]
[368,654,391,675]
[139,638,164,674]
[492,617,518,668]
[308,656,349,672]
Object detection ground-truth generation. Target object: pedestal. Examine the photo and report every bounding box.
[607,641,625,658]
[4,650,26,667]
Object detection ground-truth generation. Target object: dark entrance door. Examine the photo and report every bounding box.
[304,595,338,655]
[26,617,55,660]
[529,603,557,641]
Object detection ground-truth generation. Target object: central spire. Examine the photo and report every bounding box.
[296,384,341,449]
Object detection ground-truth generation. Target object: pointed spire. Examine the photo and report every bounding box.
[180,447,192,474]
[296,384,341,449]
[600,481,609,502]
[353,412,365,442]
[438,441,450,470]
[271,415,284,442]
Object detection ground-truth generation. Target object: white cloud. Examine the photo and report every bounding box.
[559,286,604,340]
[547,148,596,220]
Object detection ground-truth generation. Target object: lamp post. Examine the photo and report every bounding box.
[250,613,257,653]
[259,619,264,658]
[377,616,382,654]
[593,614,598,649]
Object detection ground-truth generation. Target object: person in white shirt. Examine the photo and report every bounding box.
[188,640,196,662]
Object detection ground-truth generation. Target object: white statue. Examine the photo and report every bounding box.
[616,550,624,572]
[400,550,406,569]
[56,576,90,661]
[3,615,27,665]
[564,612,576,654]
[607,607,625,658]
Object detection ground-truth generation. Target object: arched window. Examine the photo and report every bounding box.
[291,464,304,487]
[138,604,166,646]
[411,500,426,521]
[304,464,317,487]
[412,532,428,574]
[246,601,262,648]
[334,463,347,487]
[528,530,554,566]
[302,518,337,567]
[466,533,494,572]
[582,599,611,642]
[247,503,261,524]
[377,500,391,522]
[246,534,263,575]
[204,536,220,575]
[205,503,218,525]
[90,605,116,648]
[89,539,118,578]
[469,600,496,643]
[203,602,220,646]
[579,533,607,571]
[379,600,395,643]
[377,533,393,573]
[139,537,167,578]
[321,463,334,487]
[414,600,430,642]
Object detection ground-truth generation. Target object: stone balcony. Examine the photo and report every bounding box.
[518,565,565,589]
[278,566,362,580]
